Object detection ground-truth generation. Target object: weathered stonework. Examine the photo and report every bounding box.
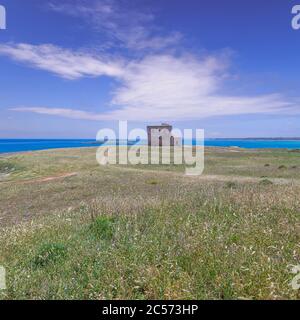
[147,123,181,147]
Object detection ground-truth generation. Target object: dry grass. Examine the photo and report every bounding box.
[0,147,299,300]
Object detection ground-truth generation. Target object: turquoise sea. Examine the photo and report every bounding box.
[1,139,300,154]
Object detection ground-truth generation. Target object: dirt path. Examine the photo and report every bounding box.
[24,172,78,184]
[0,172,78,185]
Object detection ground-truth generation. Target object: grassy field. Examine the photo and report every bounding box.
[0,146,299,300]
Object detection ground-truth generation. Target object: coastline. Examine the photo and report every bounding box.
[1,138,300,156]
[1,145,300,158]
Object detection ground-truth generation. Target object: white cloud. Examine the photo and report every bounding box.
[48,0,182,51]
[10,53,299,121]
[107,54,297,121]
[2,2,299,121]
[0,43,124,79]
[11,107,110,121]
[113,54,226,108]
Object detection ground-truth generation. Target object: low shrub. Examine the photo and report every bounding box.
[0,161,18,174]
[146,180,158,185]
[89,216,115,240]
[259,179,273,186]
[225,181,237,189]
[278,165,287,170]
[32,243,67,268]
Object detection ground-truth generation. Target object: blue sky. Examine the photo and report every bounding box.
[0,0,300,138]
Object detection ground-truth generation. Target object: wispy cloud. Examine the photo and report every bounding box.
[10,53,299,121]
[109,54,297,121]
[3,1,300,122]
[48,0,182,51]
[0,43,124,80]
[11,107,110,121]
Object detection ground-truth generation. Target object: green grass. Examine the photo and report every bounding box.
[32,243,67,268]
[225,181,237,189]
[0,160,23,175]
[88,216,116,240]
[0,146,299,300]
[259,179,274,186]
[146,179,159,185]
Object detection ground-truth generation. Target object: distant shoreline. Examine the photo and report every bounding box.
[0,146,300,157]
[1,138,300,141]
[1,138,300,155]
[212,138,300,141]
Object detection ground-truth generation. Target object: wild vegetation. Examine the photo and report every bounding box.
[0,147,299,299]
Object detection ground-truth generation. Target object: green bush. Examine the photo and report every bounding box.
[225,181,237,189]
[0,161,18,174]
[32,243,67,268]
[89,216,115,240]
[146,180,158,185]
[278,165,287,170]
[259,179,273,186]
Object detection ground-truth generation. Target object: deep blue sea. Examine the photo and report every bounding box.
[1,139,300,154]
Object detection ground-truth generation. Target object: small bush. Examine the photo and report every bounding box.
[264,164,270,167]
[291,166,297,169]
[259,179,273,186]
[147,180,158,185]
[89,216,115,240]
[278,165,287,170]
[0,161,18,174]
[32,243,67,268]
[225,181,237,189]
